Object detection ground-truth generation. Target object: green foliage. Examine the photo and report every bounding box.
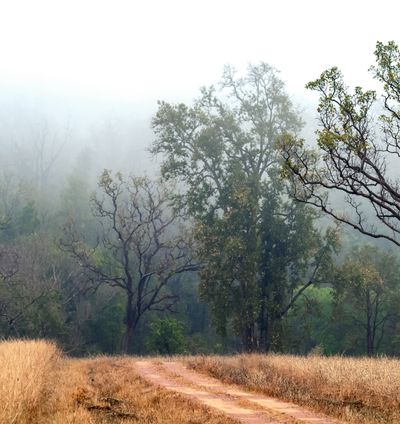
[258,190,335,350]
[330,245,400,355]
[306,65,377,155]
[147,317,186,355]
[153,63,332,351]
[17,201,40,235]
[88,293,125,354]
[285,286,336,354]
[0,234,68,340]
[0,175,41,241]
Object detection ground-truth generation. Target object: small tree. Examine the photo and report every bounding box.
[330,245,400,356]
[147,317,186,355]
[62,170,197,353]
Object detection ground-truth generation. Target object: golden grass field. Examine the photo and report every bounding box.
[0,340,235,424]
[186,354,400,424]
[1,340,400,424]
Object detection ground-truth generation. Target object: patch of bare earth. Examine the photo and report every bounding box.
[134,359,346,424]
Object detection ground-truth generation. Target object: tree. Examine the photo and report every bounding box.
[14,118,70,195]
[152,63,335,351]
[61,170,197,353]
[281,41,400,245]
[331,245,400,356]
[147,317,186,354]
[0,174,22,237]
[284,285,336,355]
[0,234,64,338]
[0,174,41,240]
[257,188,338,351]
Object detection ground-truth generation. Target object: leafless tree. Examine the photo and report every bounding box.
[61,170,197,353]
[13,118,70,195]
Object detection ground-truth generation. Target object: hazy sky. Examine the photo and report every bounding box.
[0,0,399,104]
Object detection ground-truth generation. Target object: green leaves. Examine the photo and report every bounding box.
[152,63,326,350]
[371,41,400,96]
[147,317,186,355]
[307,66,377,155]
[330,245,400,355]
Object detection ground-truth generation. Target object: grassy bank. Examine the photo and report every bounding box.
[0,340,236,424]
[187,354,400,424]
[2,340,399,424]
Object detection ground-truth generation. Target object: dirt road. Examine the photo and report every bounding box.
[134,359,345,424]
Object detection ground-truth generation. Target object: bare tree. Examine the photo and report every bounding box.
[14,118,70,195]
[61,170,197,353]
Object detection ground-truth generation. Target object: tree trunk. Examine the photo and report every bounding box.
[258,299,269,352]
[366,323,374,356]
[121,292,136,354]
[366,291,374,356]
[242,322,256,352]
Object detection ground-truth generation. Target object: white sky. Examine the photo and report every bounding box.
[0,0,399,104]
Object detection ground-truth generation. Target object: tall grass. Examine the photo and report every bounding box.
[0,339,61,424]
[3,340,400,424]
[187,354,400,424]
[0,341,236,424]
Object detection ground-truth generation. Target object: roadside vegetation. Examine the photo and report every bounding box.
[2,340,400,424]
[0,340,236,424]
[187,354,400,424]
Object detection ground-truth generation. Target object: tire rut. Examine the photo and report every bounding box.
[134,360,346,424]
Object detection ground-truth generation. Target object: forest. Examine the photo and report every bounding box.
[1,41,400,358]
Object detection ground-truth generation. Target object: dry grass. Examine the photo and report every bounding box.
[0,340,237,424]
[0,339,61,424]
[4,339,399,424]
[52,356,239,424]
[186,354,400,424]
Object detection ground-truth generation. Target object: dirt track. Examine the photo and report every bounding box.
[134,360,345,424]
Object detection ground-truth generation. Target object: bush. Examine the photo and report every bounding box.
[147,317,186,355]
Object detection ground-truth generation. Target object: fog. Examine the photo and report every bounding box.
[1,0,400,357]
[0,0,398,189]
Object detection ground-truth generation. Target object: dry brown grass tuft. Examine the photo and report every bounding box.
[0,339,61,424]
[186,354,400,424]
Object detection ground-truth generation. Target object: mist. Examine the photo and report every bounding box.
[0,0,400,360]
[1,0,397,192]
